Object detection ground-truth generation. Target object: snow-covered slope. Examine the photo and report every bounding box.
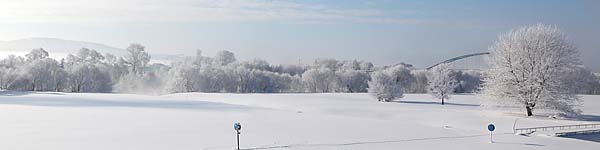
[0,92,598,150]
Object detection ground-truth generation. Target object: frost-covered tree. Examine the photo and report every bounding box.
[481,24,581,116]
[427,63,458,105]
[166,58,200,93]
[25,48,49,61]
[251,70,274,93]
[454,70,483,93]
[0,55,25,90]
[76,48,105,63]
[272,73,301,93]
[165,52,230,93]
[593,73,600,95]
[124,43,150,76]
[305,58,374,93]
[313,58,341,71]
[359,62,374,71]
[0,55,25,68]
[0,67,18,89]
[233,66,254,93]
[337,70,370,93]
[276,65,305,76]
[23,58,64,91]
[386,65,415,93]
[368,70,403,102]
[563,66,600,95]
[104,54,129,82]
[63,49,113,93]
[19,49,66,91]
[341,60,361,70]
[302,68,336,93]
[65,63,112,93]
[215,50,236,66]
[240,59,271,71]
[409,69,429,93]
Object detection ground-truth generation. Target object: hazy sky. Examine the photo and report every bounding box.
[0,0,599,70]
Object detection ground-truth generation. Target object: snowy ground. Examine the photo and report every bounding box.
[0,91,598,150]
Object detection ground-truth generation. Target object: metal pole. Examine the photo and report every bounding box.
[513,119,518,134]
[490,131,493,143]
[236,131,240,150]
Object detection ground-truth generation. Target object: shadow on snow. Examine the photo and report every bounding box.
[235,133,544,150]
[572,115,600,122]
[560,134,600,143]
[0,92,253,111]
[0,90,67,96]
[391,100,480,107]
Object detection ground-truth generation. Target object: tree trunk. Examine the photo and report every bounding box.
[441,91,445,105]
[526,106,533,116]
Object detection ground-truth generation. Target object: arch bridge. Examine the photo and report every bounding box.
[427,52,490,70]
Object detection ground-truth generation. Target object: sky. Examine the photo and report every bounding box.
[0,0,599,71]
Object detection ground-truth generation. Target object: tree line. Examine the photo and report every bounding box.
[0,24,599,116]
[0,45,496,95]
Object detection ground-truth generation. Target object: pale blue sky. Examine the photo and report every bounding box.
[0,0,598,70]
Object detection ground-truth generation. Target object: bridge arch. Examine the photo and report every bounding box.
[427,52,490,70]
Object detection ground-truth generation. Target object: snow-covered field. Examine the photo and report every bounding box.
[0,92,598,150]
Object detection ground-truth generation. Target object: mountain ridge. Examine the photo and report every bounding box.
[0,37,126,56]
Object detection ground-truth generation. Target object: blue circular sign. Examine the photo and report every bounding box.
[487,124,495,132]
[234,122,241,131]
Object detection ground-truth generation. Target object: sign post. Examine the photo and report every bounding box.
[234,122,242,150]
[487,123,495,143]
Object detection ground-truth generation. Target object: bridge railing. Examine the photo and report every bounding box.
[514,123,600,135]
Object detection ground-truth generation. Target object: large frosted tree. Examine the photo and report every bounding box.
[481,24,581,116]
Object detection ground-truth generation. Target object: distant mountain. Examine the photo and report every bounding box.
[0,37,126,56]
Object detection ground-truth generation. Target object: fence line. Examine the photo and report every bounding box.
[514,123,600,135]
